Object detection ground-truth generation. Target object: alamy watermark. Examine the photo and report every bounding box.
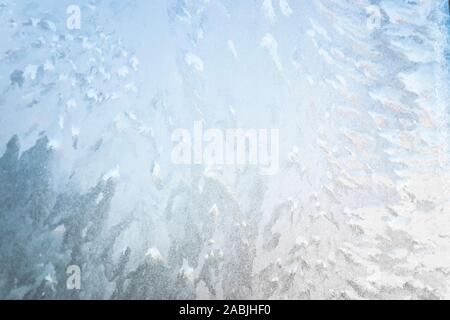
[171,121,280,175]
[66,5,81,30]
[66,265,81,290]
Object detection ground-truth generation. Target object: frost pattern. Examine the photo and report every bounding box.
[0,0,449,299]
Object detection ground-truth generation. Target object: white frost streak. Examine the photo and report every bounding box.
[103,165,121,181]
[227,40,238,60]
[260,33,283,71]
[24,64,38,80]
[279,0,293,17]
[262,0,276,23]
[185,53,204,72]
[146,247,164,262]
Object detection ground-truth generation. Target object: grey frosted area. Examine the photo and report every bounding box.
[0,0,449,299]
